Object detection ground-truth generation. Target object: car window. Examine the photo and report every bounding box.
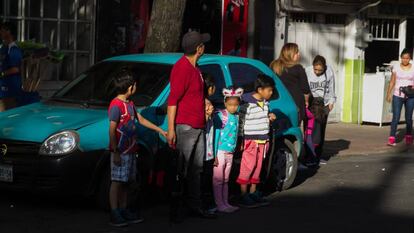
[229,63,279,100]
[199,64,226,106]
[53,61,172,106]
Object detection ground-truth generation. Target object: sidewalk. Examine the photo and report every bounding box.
[323,122,411,157]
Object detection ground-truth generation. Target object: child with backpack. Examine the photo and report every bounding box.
[212,87,244,213]
[237,74,276,208]
[108,69,166,227]
[202,73,217,213]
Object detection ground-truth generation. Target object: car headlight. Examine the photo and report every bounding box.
[39,131,79,156]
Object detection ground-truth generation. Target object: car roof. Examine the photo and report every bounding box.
[105,53,259,65]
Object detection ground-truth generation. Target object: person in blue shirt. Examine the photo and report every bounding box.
[212,87,243,213]
[0,22,23,111]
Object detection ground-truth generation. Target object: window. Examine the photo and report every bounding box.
[199,64,227,106]
[229,63,279,99]
[54,62,172,107]
[0,0,95,80]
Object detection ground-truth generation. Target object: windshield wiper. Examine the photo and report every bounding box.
[49,97,84,104]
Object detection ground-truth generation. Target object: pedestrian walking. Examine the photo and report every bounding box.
[237,74,276,208]
[386,48,414,146]
[0,22,23,111]
[270,43,310,126]
[108,70,166,227]
[212,87,243,213]
[166,31,217,220]
[306,55,336,161]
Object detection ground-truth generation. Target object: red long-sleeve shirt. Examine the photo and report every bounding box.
[168,56,205,129]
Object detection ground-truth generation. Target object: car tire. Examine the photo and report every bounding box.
[281,139,298,190]
[264,138,298,192]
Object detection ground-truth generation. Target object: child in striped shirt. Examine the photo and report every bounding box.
[237,74,276,208]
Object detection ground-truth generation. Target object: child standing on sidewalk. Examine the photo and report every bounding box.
[212,87,244,213]
[108,70,166,227]
[202,73,217,213]
[237,74,276,208]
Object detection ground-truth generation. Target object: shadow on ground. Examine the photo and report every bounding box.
[323,139,351,159]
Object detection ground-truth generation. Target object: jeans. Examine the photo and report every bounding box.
[390,95,414,137]
[175,124,205,211]
[313,106,330,158]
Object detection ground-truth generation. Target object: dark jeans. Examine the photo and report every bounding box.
[313,106,329,158]
[390,95,414,137]
[175,124,205,211]
[201,159,215,210]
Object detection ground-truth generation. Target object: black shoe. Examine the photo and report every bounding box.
[109,209,128,227]
[249,191,270,207]
[191,208,218,219]
[120,209,144,224]
[239,194,260,208]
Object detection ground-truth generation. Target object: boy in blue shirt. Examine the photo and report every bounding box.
[0,22,22,111]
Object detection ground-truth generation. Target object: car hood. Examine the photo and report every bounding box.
[0,102,107,143]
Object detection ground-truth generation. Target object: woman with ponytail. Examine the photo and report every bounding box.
[270,43,311,126]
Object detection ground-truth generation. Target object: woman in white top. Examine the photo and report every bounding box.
[306,55,336,159]
[386,48,414,146]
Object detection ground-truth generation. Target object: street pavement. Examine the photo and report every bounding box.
[0,123,414,233]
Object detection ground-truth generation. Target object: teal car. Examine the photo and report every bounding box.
[0,53,302,206]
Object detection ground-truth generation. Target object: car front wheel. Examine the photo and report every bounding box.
[264,138,298,192]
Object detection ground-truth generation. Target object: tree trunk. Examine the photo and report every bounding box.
[144,0,187,53]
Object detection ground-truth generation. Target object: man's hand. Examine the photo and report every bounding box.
[269,113,277,122]
[328,104,334,112]
[113,152,121,166]
[214,157,219,167]
[160,130,168,138]
[167,129,176,149]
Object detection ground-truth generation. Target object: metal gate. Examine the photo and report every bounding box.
[287,19,345,122]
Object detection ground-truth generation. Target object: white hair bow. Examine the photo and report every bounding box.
[222,87,244,99]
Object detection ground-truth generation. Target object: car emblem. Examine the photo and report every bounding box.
[0,144,7,156]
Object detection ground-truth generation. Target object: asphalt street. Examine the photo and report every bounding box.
[1,152,413,233]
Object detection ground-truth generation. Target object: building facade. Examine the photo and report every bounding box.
[268,0,414,123]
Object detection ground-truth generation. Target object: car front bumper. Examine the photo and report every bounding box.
[0,140,107,196]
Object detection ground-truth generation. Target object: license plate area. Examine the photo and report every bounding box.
[0,164,13,182]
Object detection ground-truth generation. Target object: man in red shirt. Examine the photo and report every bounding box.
[167,31,216,219]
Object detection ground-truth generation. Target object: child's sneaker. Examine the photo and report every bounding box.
[109,209,128,227]
[387,136,396,146]
[249,191,270,207]
[225,204,240,213]
[206,206,217,214]
[238,194,259,208]
[405,135,413,145]
[120,209,144,224]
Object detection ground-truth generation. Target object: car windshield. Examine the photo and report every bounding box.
[53,61,172,106]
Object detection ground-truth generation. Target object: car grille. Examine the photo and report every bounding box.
[0,139,40,157]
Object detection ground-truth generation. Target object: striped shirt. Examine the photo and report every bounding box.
[239,92,270,140]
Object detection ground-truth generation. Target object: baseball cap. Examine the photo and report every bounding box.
[181,31,211,54]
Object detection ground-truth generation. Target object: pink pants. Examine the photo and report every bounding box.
[237,140,269,185]
[213,150,233,210]
[213,150,233,186]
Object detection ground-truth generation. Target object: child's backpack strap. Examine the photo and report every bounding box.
[218,109,228,128]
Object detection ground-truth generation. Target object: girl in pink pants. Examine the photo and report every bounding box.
[212,88,243,213]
